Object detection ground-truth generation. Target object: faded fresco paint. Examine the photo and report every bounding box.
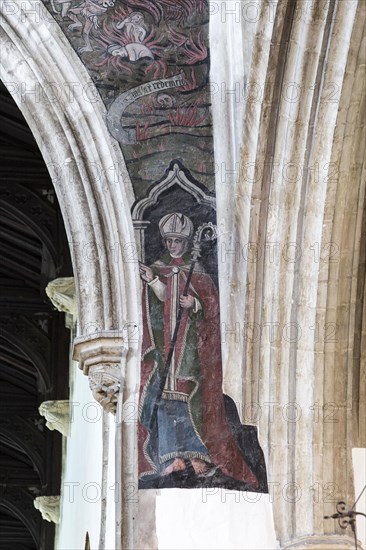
[45,0,213,195]
[43,0,268,492]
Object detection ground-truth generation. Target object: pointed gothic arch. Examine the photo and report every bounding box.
[0,2,141,548]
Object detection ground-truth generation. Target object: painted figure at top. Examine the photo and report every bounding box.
[138,212,260,489]
[116,11,147,43]
[108,11,154,62]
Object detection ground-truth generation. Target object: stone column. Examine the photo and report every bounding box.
[212,0,363,548]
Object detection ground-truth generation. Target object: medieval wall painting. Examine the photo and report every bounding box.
[132,163,268,491]
[43,0,268,492]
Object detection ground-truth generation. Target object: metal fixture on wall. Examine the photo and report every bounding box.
[324,485,366,549]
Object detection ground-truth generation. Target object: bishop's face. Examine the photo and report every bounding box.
[165,237,187,258]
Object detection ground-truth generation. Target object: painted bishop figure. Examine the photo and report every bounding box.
[138,212,259,489]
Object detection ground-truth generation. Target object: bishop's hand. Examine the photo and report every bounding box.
[139,262,154,283]
[179,295,195,309]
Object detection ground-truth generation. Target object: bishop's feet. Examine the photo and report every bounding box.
[161,457,210,476]
[161,458,186,475]
[191,458,209,474]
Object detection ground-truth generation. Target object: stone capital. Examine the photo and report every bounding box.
[73,331,127,375]
[73,331,127,414]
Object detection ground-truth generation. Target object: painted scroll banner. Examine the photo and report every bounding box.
[106,73,185,145]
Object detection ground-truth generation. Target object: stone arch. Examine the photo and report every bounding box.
[1,2,141,548]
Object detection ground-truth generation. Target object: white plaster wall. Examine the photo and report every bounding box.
[156,489,279,550]
[55,361,104,550]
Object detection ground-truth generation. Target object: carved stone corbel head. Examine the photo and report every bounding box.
[45,277,77,316]
[39,400,70,436]
[88,363,121,415]
[34,495,60,524]
[45,277,77,330]
[73,331,126,415]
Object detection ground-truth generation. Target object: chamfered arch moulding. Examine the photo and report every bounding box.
[0,3,141,548]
